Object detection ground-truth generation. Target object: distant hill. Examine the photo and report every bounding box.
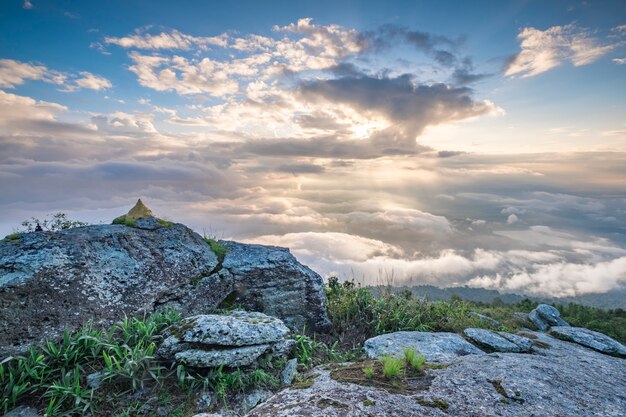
[370,285,626,310]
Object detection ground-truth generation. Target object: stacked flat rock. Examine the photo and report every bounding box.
[364,331,484,362]
[158,311,295,368]
[463,328,533,353]
[528,304,569,331]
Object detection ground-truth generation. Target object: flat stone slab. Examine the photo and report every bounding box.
[464,328,533,353]
[175,344,272,368]
[549,326,626,358]
[165,311,289,347]
[364,331,484,362]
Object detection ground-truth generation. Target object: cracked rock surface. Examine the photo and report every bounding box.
[250,331,626,417]
[0,222,329,358]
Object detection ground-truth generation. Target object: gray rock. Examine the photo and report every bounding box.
[159,311,293,368]
[2,406,42,417]
[270,339,297,357]
[529,304,569,331]
[468,311,502,327]
[249,332,626,417]
[244,388,273,410]
[279,358,298,385]
[511,312,533,326]
[549,326,626,358]
[196,392,213,410]
[134,216,163,230]
[0,224,329,358]
[464,328,533,353]
[364,331,484,362]
[175,344,272,368]
[165,311,289,347]
[85,371,105,389]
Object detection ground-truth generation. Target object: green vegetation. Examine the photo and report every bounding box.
[112,215,137,227]
[0,311,282,416]
[2,232,21,242]
[403,348,426,372]
[157,218,173,228]
[203,236,228,261]
[380,356,404,379]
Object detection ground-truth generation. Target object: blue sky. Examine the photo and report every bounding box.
[1,0,625,297]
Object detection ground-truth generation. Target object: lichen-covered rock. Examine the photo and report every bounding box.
[549,326,626,358]
[2,406,42,417]
[249,332,626,417]
[279,358,298,385]
[463,328,533,353]
[364,331,484,362]
[158,312,293,368]
[529,304,569,331]
[0,224,329,358]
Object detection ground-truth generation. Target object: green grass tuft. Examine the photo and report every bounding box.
[380,356,404,379]
[111,215,136,227]
[203,237,228,261]
[2,233,21,242]
[403,348,426,372]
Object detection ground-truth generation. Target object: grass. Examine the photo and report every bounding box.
[362,366,374,379]
[203,236,228,261]
[2,232,21,242]
[403,348,426,372]
[112,215,137,227]
[380,356,404,379]
[0,310,284,416]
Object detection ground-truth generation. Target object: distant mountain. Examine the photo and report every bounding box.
[370,285,626,310]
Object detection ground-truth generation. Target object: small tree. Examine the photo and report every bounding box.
[20,212,88,232]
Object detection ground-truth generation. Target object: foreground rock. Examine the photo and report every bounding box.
[250,332,626,416]
[364,331,484,362]
[0,220,329,358]
[549,326,626,358]
[158,311,294,367]
[528,304,569,331]
[464,328,533,353]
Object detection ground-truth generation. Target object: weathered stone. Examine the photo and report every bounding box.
[364,331,484,362]
[0,224,329,358]
[464,328,533,353]
[196,392,213,411]
[165,312,289,347]
[2,406,42,417]
[134,216,162,230]
[279,358,298,385]
[86,371,105,389]
[249,332,626,417]
[549,326,626,358]
[468,312,502,327]
[158,311,293,368]
[244,389,273,410]
[270,339,297,357]
[174,344,272,368]
[529,304,569,331]
[511,312,533,327]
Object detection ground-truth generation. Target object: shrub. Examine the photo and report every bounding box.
[20,212,88,232]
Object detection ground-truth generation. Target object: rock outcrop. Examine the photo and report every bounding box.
[364,331,484,362]
[250,331,626,416]
[549,326,626,358]
[158,311,294,367]
[528,304,569,331]
[463,328,533,353]
[0,219,329,358]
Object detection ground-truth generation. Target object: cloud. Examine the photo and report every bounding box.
[105,29,228,50]
[506,214,519,224]
[299,73,499,151]
[613,57,626,64]
[23,0,33,10]
[0,59,110,92]
[506,24,616,77]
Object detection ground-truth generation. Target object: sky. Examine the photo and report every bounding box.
[1,0,625,298]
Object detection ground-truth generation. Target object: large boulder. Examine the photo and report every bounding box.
[158,311,294,368]
[249,331,626,416]
[0,222,329,358]
[528,304,569,331]
[463,328,533,353]
[364,331,484,362]
[549,326,626,358]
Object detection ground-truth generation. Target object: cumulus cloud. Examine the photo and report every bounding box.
[0,59,110,92]
[613,57,626,64]
[506,214,519,224]
[506,24,616,77]
[23,0,33,10]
